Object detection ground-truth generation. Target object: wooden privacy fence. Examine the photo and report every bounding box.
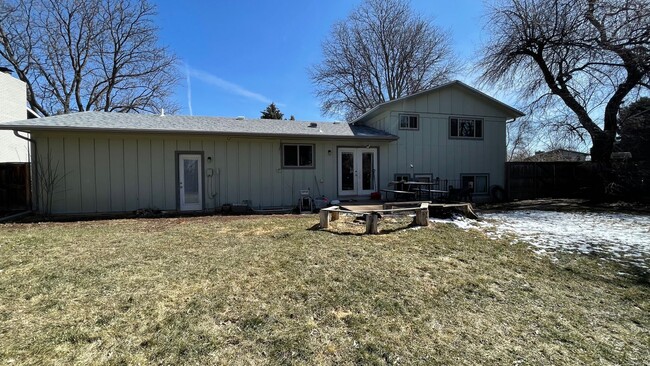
[506,162,593,200]
[0,163,31,210]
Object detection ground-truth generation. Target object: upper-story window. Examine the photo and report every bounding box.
[399,114,419,130]
[450,117,483,139]
[282,144,314,168]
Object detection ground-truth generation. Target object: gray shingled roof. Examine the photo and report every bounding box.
[352,80,525,124]
[0,111,397,140]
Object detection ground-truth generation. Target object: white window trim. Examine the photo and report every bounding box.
[449,117,484,139]
[399,114,419,130]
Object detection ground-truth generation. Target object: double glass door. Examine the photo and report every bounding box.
[338,148,377,196]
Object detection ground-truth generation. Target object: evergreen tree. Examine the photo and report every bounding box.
[260,102,284,119]
[618,98,650,161]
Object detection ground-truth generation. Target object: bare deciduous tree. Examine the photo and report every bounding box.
[506,118,534,161]
[311,0,458,121]
[36,148,65,216]
[0,0,178,116]
[479,0,650,163]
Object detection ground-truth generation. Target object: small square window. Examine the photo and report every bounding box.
[450,117,483,139]
[399,114,419,130]
[283,144,314,168]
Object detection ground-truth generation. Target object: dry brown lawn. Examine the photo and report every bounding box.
[0,214,648,365]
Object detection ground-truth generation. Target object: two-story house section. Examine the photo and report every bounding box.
[352,81,524,201]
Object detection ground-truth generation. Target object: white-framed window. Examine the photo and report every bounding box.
[450,117,483,138]
[399,114,419,130]
[282,144,314,168]
[460,174,489,194]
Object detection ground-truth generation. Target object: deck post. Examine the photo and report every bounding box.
[319,210,330,228]
[365,213,379,234]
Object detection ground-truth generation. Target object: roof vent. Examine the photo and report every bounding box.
[236,116,245,120]
[308,122,318,128]
[160,108,165,117]
[333,122,341,124]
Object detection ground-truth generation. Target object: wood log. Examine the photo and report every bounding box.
[414,207,429,226]
[365,213,379,234]
[319,210,330,228]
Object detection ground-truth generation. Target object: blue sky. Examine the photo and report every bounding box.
[153,0,491,121]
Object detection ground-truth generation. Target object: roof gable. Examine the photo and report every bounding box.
[352,80,525,123]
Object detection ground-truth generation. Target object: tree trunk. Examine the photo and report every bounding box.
[589,131,615,163]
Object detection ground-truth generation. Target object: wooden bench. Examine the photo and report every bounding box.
[319,203,429,234]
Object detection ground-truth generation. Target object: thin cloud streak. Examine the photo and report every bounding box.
[187,67,272,105]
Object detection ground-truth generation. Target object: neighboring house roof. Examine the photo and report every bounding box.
[352,80,525,124]
[0,111,398,140]
[523,149,590,162]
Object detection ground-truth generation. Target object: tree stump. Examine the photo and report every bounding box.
[365,213,379,234]
[414,207,429,226]
[319,210,330,228]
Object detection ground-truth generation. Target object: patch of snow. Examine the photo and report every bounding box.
[430,214,483,230]
[431,210,650,269]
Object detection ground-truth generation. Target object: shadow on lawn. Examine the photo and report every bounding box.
[307,222,421,236]
[541,249,650,290]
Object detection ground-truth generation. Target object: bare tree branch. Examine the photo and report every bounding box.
[310,0,458,121]
[479,0,650,162]
[0,0,179,116]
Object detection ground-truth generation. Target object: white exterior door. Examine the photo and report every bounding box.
[338,148,377,196]
[178,154,202,211]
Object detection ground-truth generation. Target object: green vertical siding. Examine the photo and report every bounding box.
[63,137,82,212]
[109,138,125,211]
[123,138,138,210]
[362,84,512,192]
[94,138,111,212]
[32,131,389,214]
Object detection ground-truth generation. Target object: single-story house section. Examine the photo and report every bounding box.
[0,80,524,214]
